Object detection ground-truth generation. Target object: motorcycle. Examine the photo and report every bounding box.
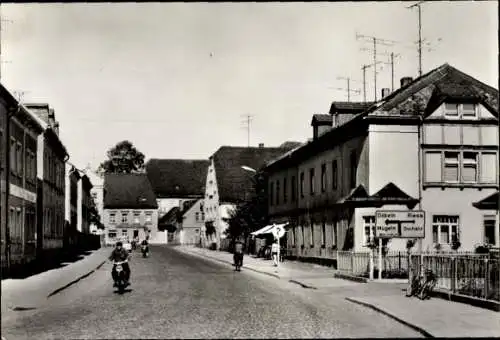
[112,260,129,293]
[141,245,149,258]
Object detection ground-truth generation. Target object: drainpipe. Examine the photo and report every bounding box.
[4,104,21,276]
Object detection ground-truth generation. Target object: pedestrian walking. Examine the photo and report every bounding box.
[271,240,279,266]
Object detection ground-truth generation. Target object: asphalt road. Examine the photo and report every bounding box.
[1,245,422,339]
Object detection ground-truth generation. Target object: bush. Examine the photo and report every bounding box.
[475,244,490,254]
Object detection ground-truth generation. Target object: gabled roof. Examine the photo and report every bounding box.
[81,175,93,191]
[146,159,209,198]
[472,191,499,210]
[329,101,375,114]
[104,173,158,209]
[372,63,498,117]
[158,207,180,225]
[369,182,419,207]
[336,185,370,204]
[181,199,198,214]
[212,145,297,203]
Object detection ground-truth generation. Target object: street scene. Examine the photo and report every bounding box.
[1,1,499,339]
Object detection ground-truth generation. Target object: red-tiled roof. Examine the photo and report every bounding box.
[212,146,297,203]
[103,173,158,209]
[146,159,209,198]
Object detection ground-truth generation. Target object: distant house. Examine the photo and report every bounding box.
[80,175,93,235]
[146,159,209,243]
[103,173,158,246]
[84,167,105,235]
[203,144,300,249]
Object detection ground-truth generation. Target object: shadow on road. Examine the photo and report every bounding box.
[113,288,133,295]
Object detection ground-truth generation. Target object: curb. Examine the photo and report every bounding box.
[334,272,368,283]
[345,297,434,338]
[288,279,317,289]
[179,249,282,280]
[47,260,106,298]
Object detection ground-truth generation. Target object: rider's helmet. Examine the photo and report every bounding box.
[116,241,123,248]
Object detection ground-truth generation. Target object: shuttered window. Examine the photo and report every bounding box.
[461,152,477,182]
[425,152,442,182]
[480,153,497,183]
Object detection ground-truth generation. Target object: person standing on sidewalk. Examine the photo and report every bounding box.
[271,240,279,267]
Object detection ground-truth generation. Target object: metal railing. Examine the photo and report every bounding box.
[410,253,499,302]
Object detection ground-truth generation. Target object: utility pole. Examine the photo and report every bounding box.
[357,32,397,101]
[240,114,253,147]
[0,4,13,82]
[360,62,382,103]
[330,76,361,102]
[407,1,425,76]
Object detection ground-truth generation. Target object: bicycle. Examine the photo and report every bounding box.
[406,268,437,300]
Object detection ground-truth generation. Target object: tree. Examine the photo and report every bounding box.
[223,172,269,240]
[98,140,146,174]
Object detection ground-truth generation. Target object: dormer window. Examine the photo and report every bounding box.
[444,103,477,119]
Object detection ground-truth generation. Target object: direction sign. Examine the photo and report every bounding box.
[375,210,425,238]
[272,224,286,239]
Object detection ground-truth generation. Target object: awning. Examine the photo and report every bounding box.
[473,191,499,210]
[251,223,289,237]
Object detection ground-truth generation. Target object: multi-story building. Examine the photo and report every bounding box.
[179,199,205,245]
[264,63,499,259]
[26,103,68,264]
[146,159,208,244]
[203,143,300,249]
[103,173,158,245]
[1,85,44,276]
[84,166,105,235]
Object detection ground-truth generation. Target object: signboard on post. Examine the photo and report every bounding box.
[272,225,285,239]
[375,210,425,238]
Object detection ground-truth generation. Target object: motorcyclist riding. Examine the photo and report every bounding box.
[141,238,149,256]
[109,241,131,286]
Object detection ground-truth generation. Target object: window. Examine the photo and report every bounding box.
[195,212,199,221]
[444,152,459,182]
[444,103,459,117]
[462,104,476,118]
[300,172,305,198]
[121,212,128,223]
[201,212,205,221]
[309,222,314,246]
[484,216,497,245]
[462,152,477,182]
[291,176,296,201]
[283,177,287,203]
[133,212,140,224]
[332,220,337,247]
[292,226,296,246]
[480,153,497,183]
[10,138,16,173]
[321,164,326,192]
[309,168,315,196]
[16,143,23,177]
[145,212,152,224]
[122,229,128,237]
[276,180,280,205]
[110,212,116,224]
[432,215,459,244]
[269,182,274,206]
[321,221,326,246]
[363,216,376,245]
[301,225,305,246]
[332,160,338,190]
[350,151,357,189]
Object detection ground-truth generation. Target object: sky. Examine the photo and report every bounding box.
[1,2,498,171]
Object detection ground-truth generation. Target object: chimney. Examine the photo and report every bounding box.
[400,77,413,88]
[381,88,391,99]
[48,108,56,128]
[258,143,264,148]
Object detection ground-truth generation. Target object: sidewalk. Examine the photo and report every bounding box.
[346,292,500,337]
[177,246,500,337]
[1,247,109,314]
[176,245,358,289]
